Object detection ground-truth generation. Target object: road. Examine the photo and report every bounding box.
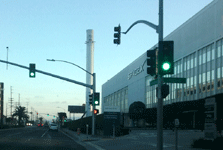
[0,126,87,150]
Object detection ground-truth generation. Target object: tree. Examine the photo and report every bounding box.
[12,106,29,126]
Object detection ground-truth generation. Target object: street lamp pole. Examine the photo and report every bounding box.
[47,59,97,136]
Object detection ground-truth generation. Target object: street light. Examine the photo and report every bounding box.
[46,59,92,75]
[47,59,97,136]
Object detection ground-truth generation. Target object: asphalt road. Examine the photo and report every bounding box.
[0,126,87,150]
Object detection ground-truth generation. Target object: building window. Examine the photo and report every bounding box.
[207,71,210,82]
[218,68,220,79]
[217,40,221,57]
[174,63,177,75]
[187,56,190,70]
[177,62,180,74]
[203,73,206,84]
[203,48,206,64]
[199,74,202,84]
[212,44,215,60]
[180,63,183,73]
[191,56,194,69]
[194,57,197,67]
[207,45,211,62]
[191,77,193,88]
[194,75,197,94]
[199,50,202,65]
[222,39,223,57]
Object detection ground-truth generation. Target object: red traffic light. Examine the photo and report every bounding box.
[93,109,99,114]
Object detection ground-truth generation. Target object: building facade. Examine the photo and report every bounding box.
[102,0,223,128]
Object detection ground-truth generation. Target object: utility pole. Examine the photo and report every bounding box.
[9,86,13,118]
[6,47,9,70]
[18,94,20,106]
[6,103,7,118]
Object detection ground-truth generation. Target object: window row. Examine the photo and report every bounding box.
[173,40,223,74]
[103,87,128,113]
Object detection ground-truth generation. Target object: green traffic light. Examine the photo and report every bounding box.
[162,62,170,71]
[30,72,35,77]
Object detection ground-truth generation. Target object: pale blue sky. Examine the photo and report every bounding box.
[0,0,213,121]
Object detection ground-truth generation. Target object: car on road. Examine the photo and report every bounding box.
[49,123,58,131]
[43,123,49,127]
[38,123,43,127]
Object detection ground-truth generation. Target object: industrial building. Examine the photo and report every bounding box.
[102,0,223,129]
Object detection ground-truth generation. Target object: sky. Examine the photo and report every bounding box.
[0,0,213,121]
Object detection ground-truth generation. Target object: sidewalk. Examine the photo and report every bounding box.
[60,127,103,141]
[60,127,207,150]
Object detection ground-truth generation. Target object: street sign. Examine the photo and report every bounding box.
[150,77,186,86]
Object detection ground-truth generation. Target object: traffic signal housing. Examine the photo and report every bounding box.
[89,94,93,105]
[158,41,174,75]
[29,63,36,78]
[147,48,157,76]
[94,109,99,114]
[156,84,170,98]
[114,25,121,45]
[93,92,100,106]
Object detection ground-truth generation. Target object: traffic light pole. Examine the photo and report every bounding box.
[92,73,96,136]
[157,1,163,150]
[122,0,163,149]
[0,59,97,135]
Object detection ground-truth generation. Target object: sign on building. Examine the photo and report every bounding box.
[103,106,120,136]
[204,97,217,140]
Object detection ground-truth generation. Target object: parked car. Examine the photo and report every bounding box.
[49,123,58,131]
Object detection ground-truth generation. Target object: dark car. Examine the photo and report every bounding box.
[38,123,43,127]
[44,123,49,127]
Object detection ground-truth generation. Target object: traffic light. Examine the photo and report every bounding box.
[147,48,157,76]
[158,41,174,75]
[47,114,49,116]
[37,113,38,115]
[89,94,93,105]
[114,24,121,45]
[93,92,100,106]
[29,63,36,78]
[93,109,99,114]
[53,116,55,118]
[156,84,170,98]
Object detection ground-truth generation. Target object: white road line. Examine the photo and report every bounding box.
[47,133,51,139]
[61,130,106,150]
[41,129,49,137]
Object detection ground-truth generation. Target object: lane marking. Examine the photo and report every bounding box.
[41,129,49,137]
[61,130,106,150]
